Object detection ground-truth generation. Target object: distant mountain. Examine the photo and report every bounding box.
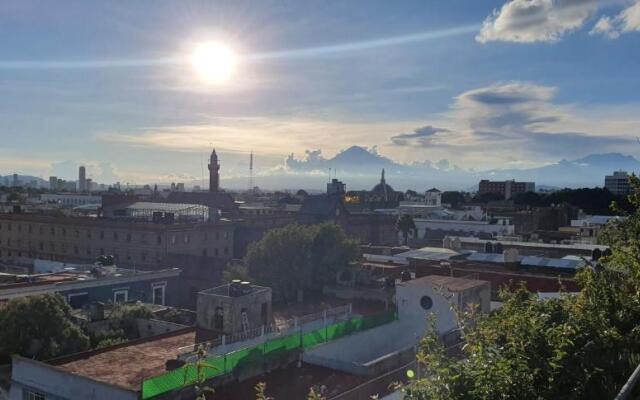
[0,174,49,188]
[273,148,640,191]
[487,153,640,188]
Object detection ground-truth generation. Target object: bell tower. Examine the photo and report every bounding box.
[208,148,220,192]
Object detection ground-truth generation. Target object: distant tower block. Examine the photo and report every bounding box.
[208,148,220,192]
[248,151,254,191]
[78,166,86,192]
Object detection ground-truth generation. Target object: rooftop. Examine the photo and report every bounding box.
[448,236,608,251]
[200,282,271,298]
[0,266,181,299]
[51,329,196,391]
[405,275,489,292]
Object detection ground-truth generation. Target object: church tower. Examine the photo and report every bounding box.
[208,148,220,192]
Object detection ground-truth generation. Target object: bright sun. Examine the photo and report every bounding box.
[191,41,237,84]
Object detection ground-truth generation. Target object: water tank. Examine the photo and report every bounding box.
[229,280,242,297]
[494,242,503,254]
[240,281,252,295]
[484,242,494,253]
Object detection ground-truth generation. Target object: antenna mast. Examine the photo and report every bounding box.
[248,151,254,192]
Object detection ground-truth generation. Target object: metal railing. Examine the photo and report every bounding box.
[328,360,417,400]
[176,303,353,356]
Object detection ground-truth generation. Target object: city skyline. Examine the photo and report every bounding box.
[1,1,640,185]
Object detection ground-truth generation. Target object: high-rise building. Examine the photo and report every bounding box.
[478,179,535,199]
[208,148,220,192]
[327,178,346,195]
[12,174,18,187]
[605,171,631,196]
[49,176,58,190]
[78,166,86,192]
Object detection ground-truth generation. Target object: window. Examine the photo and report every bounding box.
[113,232,118,240]
[50,227,54,236]
[61,228,66,236]
[100,231,104,240]
[113,289,128,303]
[215,232,220,240]
[87,230,92,239]
[156,235,162,245]
[67,292,89,309]
[126,233,132,242]
[224,247,229,256]
[215,306,224,330]
[420,296,433,311]
[23,389,46,400]
[73,246,79,255]
[152,282,166,305]
[214,248,219,257]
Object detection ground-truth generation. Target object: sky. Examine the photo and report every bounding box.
[1,0,640,188]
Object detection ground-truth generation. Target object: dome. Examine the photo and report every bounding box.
[371,182,395,194]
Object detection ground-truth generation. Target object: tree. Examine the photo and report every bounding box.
[244,223,358,302]
[222,261,251,283]
[441,191,465,208]
[404,175,640,399]
[396,214,417,245]
[0,294,90,361]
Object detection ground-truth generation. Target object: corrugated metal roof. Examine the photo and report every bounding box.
[467,252,510,263]
[395,246,464,261]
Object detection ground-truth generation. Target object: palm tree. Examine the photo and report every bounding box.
[396,214,417,245]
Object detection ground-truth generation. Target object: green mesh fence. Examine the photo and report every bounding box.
[141,309,397,399]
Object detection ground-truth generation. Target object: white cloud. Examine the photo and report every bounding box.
[590,0,640,38]
[477,0,599,43]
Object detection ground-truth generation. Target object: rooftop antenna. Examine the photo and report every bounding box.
[248,151,254,192]
[200,152,205,190]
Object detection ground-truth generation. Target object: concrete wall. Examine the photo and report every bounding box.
[197,287,272,335]
[10,356,137,400]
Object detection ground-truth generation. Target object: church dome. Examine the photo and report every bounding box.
[371,182,395,194]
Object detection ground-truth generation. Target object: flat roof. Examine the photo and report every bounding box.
[394,246,467,261]
[448,236,608,251]
[53,329,196,391]
[406,275,489,292]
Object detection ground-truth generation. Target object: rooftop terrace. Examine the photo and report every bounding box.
[51,329,196,392]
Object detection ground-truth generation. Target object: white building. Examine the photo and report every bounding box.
[424,188,442,207]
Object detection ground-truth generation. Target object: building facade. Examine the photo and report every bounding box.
[478,179,535,199]
[605,171,631,196]
[0,213,234,269]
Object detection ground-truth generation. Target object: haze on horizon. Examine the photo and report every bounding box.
[1,0,640,189]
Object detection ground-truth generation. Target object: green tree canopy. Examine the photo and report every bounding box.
[0,293,90,361]
[406,175,640,399]
[396,214,417,245]
[244,223,358,302]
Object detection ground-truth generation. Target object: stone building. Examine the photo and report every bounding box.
[0,213,234,269]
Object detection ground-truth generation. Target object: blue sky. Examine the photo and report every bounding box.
[1,0,640,187]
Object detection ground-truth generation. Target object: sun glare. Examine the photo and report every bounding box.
[191,41,237,84]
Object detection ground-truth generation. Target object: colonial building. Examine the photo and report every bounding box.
[344,169,404,210]
[0,213,234,269]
